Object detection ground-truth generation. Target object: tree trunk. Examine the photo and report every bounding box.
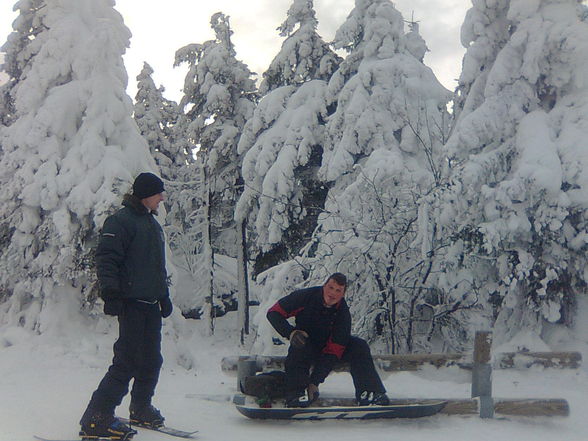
[203,169,215,335]
[237,219,249,344]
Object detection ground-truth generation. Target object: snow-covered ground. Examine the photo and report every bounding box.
[1,315,586,441]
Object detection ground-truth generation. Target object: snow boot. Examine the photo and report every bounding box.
[357,391,390,406]
[129,403,165,428]
[285,388,318,408]
[79,412,137,440]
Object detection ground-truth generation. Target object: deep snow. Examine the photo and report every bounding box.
[0,313,586,441]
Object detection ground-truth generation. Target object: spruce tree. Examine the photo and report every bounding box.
[133,62,204,321]
[0,0,46,127]
[236,0,341,275]
[175,12,257,255]
[0,0,156,332]
[451,0,511,127]
[253,0,452,354]
[134,62,184,181]
[173,13,257,324]
[434,0,588,346]
[259,0,341,94]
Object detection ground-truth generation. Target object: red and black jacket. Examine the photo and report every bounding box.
[267,286,351,385]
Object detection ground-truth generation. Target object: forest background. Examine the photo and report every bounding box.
[1,0,588,363]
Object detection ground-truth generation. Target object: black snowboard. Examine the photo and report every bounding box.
[117,417,197,439]
[233,394,447,420]
[35,437,117,441]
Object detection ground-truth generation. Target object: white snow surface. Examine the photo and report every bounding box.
[1,309,587,441]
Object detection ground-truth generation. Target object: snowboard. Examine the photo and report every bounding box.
[233,394,447,420]
[35,419,197,441]
[118,417,197,438]
[35,436,133,441]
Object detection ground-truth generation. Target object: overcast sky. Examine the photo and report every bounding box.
[0,0,470,102]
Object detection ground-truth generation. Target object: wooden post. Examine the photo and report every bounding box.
[472,331,493,418]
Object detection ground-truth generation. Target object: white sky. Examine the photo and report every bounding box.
[0,0,469,102]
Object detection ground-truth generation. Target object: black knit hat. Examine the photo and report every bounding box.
[132,172,165,199]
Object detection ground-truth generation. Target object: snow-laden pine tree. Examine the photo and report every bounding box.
[258,0,341,95]
[433,0,588,347]
[451,0,511,127]
[235,0,341,275]
[175,12,257,256]
[0,0,46,127]
[134,62,184,181]
[133,62,208,322]
[317,0,453,353]
[0,0,157,333]
[252,0,452,355]
[173,13,257,324]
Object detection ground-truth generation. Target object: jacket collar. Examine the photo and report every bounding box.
[122,193,155,215]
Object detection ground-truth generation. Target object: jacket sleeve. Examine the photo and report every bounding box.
[266,290,307,339]
[310,305,351,385]
[95,215,132,297]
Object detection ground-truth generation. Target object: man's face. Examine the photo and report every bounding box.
[142,192,164,212]
[322,279,346,306]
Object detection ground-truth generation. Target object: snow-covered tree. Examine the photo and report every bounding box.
[175,12,257,256]
[433,0,588,346]
[236,0,341,275]
[320,0,450,183]
[315,0,454,353]
[0,0,157,332]
[252,0,453,354]
[259,0,341,95]
[0,0,46,127]
[133,66,218,326]
[451,0,511,127]
[173,13,257,327]
[134,62,184,181]
[236,82,330,275]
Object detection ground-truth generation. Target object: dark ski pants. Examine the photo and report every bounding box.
[284,336,386,397]
[83,301,163,417]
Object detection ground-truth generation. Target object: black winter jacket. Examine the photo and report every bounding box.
[267,286,351,384]
[96,194,169,302]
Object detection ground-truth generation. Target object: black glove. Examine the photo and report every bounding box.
[289,330,308,348]
[160,296,173,318]
[101,288,122,316]
[101,287,120,300]
[103,298,123,316]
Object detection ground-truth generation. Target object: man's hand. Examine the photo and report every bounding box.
[101,288,122,316]
[103,299,123,316]
[289,329,309,348]
[160,296,173,318]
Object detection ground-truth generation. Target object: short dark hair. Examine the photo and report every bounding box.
[326,272,347,287]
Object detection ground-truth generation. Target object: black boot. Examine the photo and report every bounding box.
[285,389,317,408]
[80,411,137,440]
[357,391,390,406]
[129,403,165,428]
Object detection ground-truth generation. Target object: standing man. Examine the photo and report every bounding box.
[267,273,389,407]
[80,172,173,440]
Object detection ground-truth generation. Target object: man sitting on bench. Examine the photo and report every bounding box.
[267,273,389,408]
